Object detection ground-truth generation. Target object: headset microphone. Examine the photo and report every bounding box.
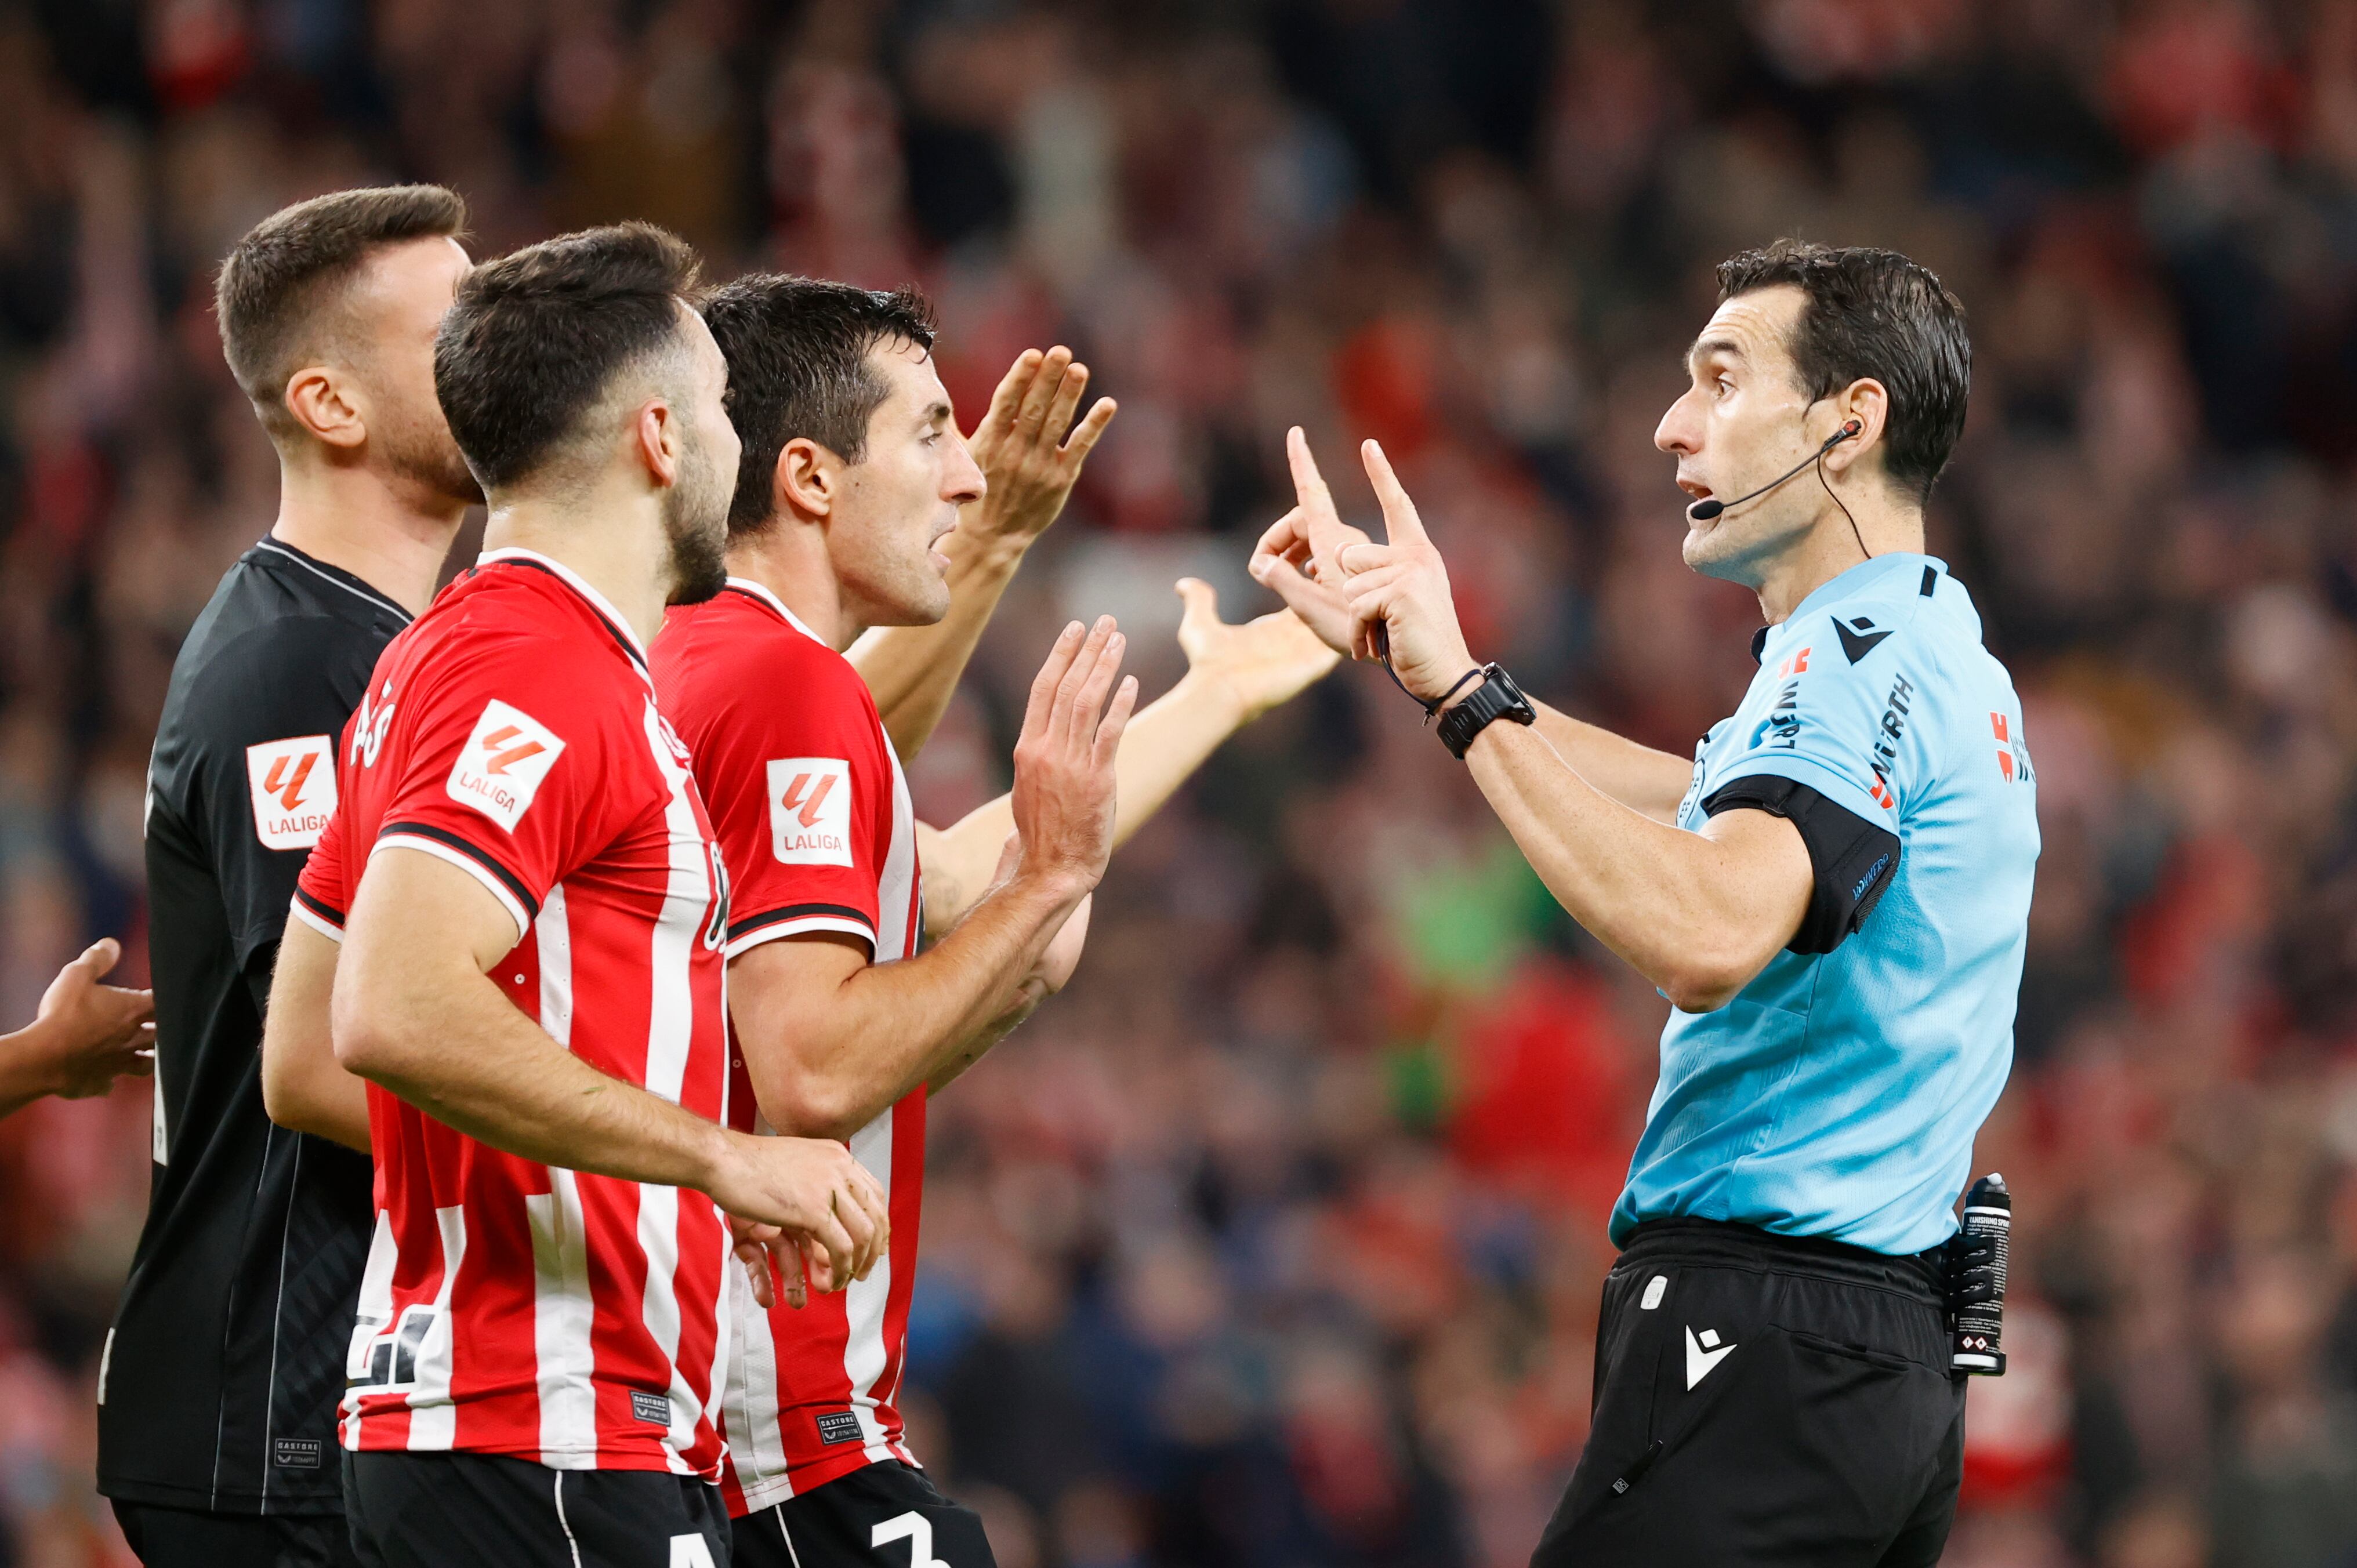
[1686,420,1863,522]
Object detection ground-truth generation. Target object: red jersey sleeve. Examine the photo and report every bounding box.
[371,633,651,941]
[289,787,351,941]
[704,655,893,959]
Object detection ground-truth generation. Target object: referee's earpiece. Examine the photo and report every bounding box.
[1685,419,1866,523]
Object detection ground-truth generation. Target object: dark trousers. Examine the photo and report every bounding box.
[733,1462,996,1568]
[112,1500,360,1568]
[343,1450,732,1567]
[1533,1218,1966,1567]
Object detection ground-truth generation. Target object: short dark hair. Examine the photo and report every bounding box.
[434,222,705,492]
[697,275,938,536]
[1716,240,1971,504]
[216,185,469,434]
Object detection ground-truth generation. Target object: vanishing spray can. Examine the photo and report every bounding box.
[1949,1173,2009,1375]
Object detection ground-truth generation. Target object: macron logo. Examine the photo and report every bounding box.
[446,700,565,833]
[1685,1325,1736,1389]
[767,757,853,866]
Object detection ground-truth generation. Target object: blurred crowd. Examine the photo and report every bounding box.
[2,0,2356,1564]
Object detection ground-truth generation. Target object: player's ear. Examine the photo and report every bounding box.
[1821,378,1888,477]
[774,436,836,522]
[284,365,367,450]
[633,398,682,488]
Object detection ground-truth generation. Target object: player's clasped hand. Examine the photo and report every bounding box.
[714,1137,891,1312]
[1011,616,1139,891]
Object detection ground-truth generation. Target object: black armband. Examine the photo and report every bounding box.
[1700,775,1900,955]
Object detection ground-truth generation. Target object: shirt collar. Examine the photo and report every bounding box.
[476,546,649,667]
[253,537,413,624]
[721,575,826,646]
[1753,553,1953,664]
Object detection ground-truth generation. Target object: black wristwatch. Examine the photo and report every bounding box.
[1435,663,1536,758]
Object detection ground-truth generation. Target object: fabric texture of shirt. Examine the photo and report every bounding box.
[652,578,924,1513]
[293,548,734,1478]
[1613,554,2040,1257]
[100,538,405,1515]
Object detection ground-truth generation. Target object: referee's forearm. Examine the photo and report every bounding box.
[1464,722,1786,1004]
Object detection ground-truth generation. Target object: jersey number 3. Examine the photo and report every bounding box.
[873,1512,953,1568]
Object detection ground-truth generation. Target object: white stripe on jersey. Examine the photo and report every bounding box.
[875,747,917,964]
[723,1266,793,1502]
[343,1210,398,1449]
[405,1204,468,1450]
[530,885,600,1468]
[843,1109,896,1465]
[640,696,719,1473]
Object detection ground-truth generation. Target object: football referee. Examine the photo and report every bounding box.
[99,187,478,1568]
[1254,241,2038,1565]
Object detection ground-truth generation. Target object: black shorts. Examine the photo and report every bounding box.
[1533,1218,1967,1568]
[734,1462,995,1568]
[112,1501,361,1568]
[342,1450,731,1567]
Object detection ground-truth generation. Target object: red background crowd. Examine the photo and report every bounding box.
[2,2,2355,1565]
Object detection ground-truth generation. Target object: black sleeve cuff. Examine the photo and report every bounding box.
[1700,775,1901,955]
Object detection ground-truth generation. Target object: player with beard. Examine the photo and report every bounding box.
[655,277,1339,1566]
[265,224,887,1567]
[100,186,481,1568]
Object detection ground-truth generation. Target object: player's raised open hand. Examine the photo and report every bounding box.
[1174,576,1343,723]
[32,937,155,1100]
[1010,616,1138,892]
[1333,439,1479,706]
[963,347,1118,549]
[709,1134,890,1308]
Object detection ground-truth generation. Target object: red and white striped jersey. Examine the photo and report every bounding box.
[292,547,734,1480]
[652,578,924,1513]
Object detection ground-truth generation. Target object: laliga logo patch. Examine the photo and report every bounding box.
[767,757,853,866]
[445,700,565,832]
[245,735,338,850]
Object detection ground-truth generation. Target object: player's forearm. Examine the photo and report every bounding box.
[259,930,372,1153]
[849,528,1028,761]
[0,1026,64,1119]
[739,872,1083,1139]
[922,671,1246,934]
[926,980,1048,1096]
[1463,722,1790,1007]
[1529,700,1694,824]
[335,959,732,1191]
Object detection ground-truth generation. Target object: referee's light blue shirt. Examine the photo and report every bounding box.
[1612,554,2040,1257]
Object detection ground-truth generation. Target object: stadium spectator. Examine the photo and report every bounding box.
[3,5,2356,1566]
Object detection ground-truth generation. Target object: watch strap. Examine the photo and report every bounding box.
[1436,664,1535,758]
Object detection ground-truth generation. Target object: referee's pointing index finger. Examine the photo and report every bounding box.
[1288,426,1355,576]
[1362,440,1428,546]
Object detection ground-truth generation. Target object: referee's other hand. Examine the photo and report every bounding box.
[28,938,155,1101]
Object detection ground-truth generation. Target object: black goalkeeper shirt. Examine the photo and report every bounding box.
[99,538,407,1516]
